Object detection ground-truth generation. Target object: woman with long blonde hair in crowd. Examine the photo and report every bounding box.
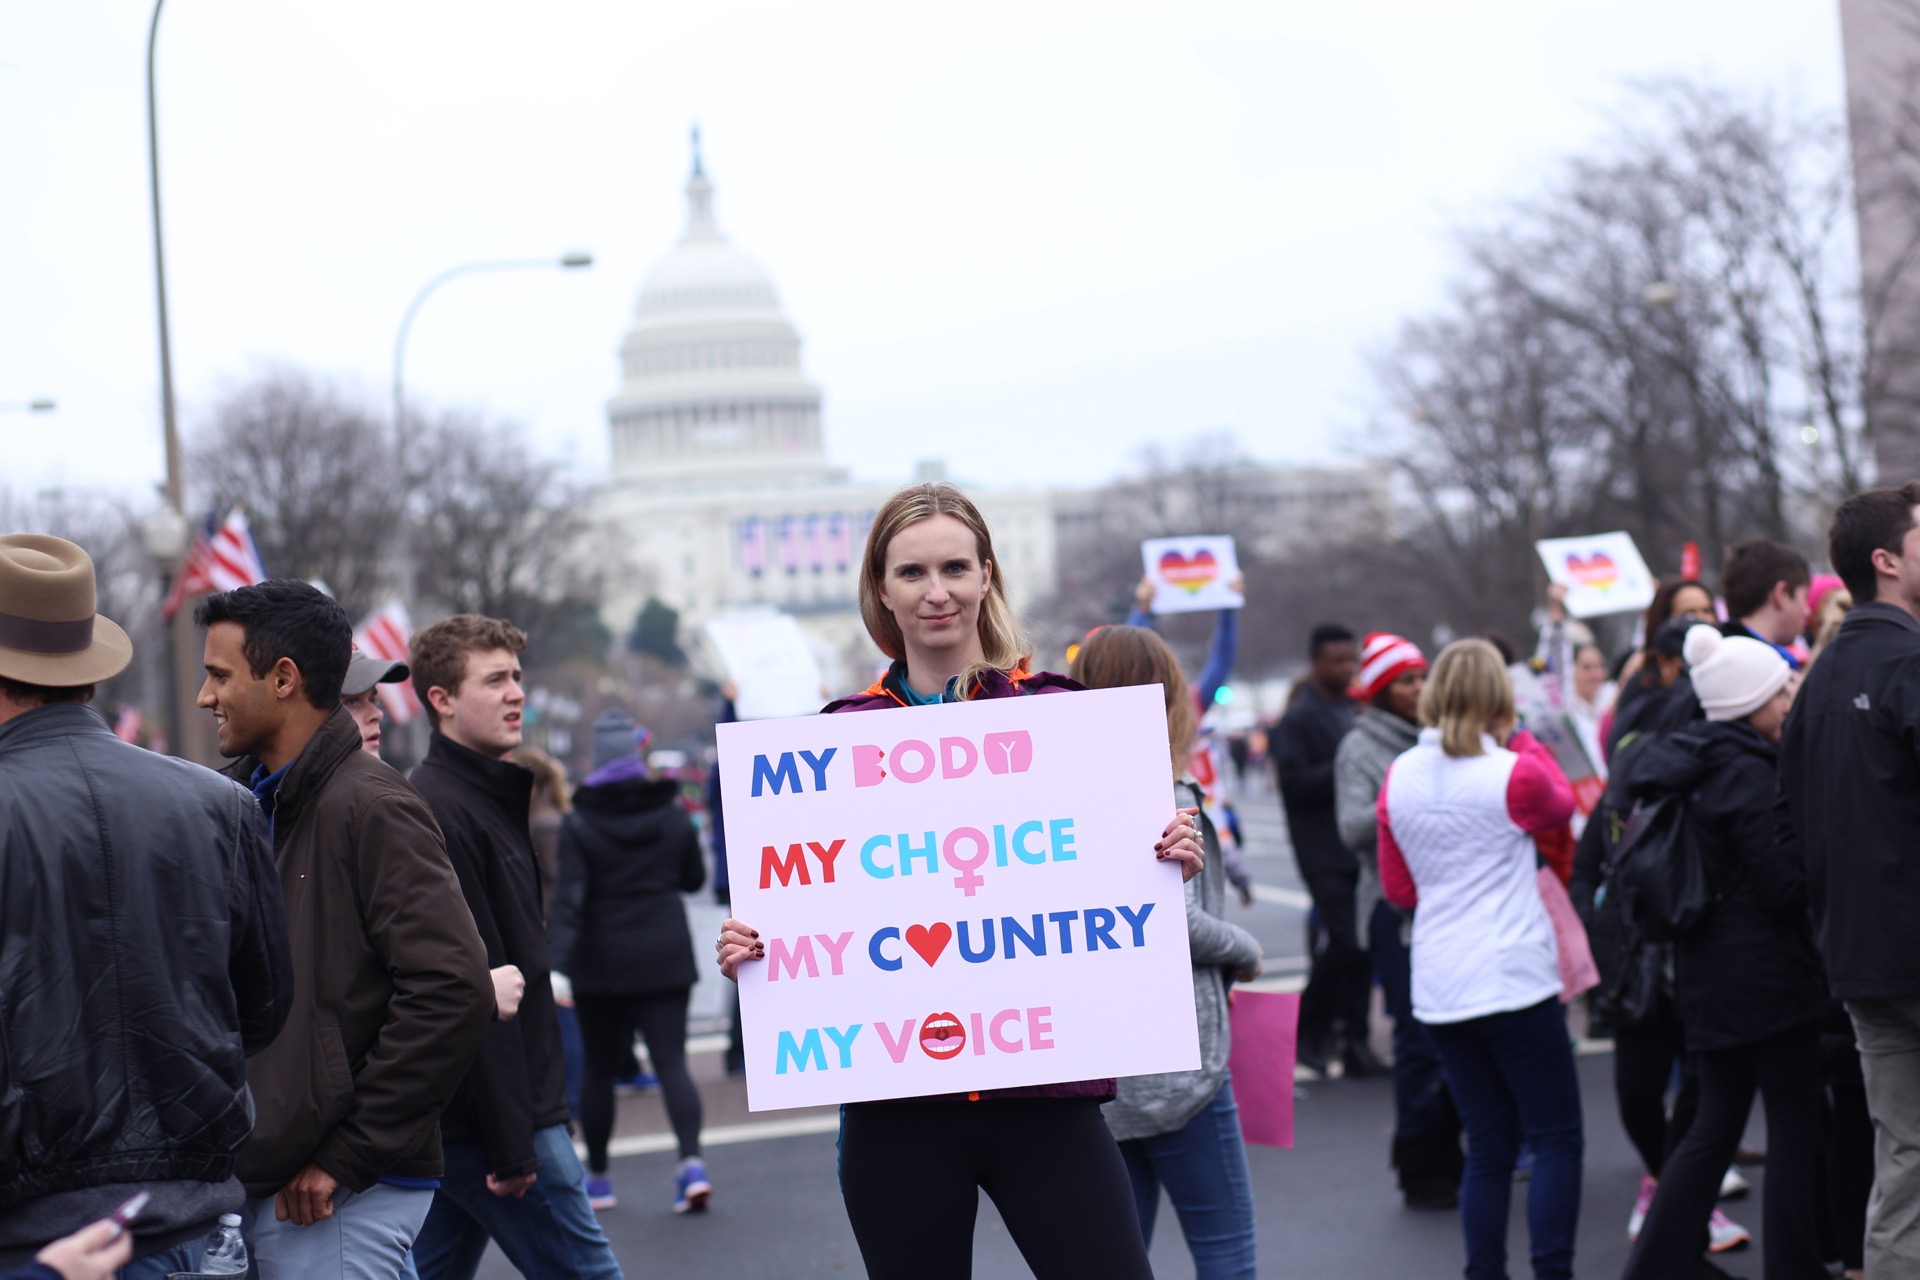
[716,482,1205,1279]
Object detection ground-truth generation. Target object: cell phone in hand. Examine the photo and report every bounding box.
[107,1191,150,1237]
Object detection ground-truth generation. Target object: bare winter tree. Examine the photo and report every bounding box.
[187,368,403,620]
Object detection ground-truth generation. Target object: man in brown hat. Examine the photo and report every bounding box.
[0,534,294,1276]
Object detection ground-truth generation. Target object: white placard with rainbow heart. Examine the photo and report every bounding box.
[1141,535,1245,614]
[1536,531,1658,619]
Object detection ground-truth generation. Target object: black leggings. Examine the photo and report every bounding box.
[1623,1023,1826,1280]
[838,1097,1154,1280]
[1613,994,1699,1177]
[1300,870,1370,1044]
[575,988,703,1169]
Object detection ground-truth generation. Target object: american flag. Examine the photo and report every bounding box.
[161,508,268,619]
[777,515,799,575]
[737,517,767,576]
[354,600,422,724]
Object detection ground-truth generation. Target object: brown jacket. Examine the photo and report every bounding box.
[228,707,492,1197]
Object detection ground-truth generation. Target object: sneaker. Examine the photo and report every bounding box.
[586,1176,616,1211]
[614,1070,659,1095]
[1707,1208,1752,1253]
[1719,1166,1751,1200]
[673,1157,712,1214]
[1628,1173,1657,1241]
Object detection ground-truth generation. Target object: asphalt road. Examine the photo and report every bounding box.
[471,768,1773,1278]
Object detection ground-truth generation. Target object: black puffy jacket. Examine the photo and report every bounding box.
[0,705,291,1243]
[549,772,705,995]
[1619,720,1827,1052]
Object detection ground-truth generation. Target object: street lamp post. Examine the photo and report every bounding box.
[146,0,210,761]
[389,252,593,610]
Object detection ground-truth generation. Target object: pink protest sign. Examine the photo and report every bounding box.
[1227,990,1300,1148]
[716,685,1200,1110]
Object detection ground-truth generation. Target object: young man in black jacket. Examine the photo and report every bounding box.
[1273,622,1373,1076]
[1780,481,1920,1273]
[0,536,292,1275]
[406,615,624,1279]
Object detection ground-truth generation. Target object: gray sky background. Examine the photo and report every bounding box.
[3,0,1848,503]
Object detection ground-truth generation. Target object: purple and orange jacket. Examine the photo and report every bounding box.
[823,659,1114,1104]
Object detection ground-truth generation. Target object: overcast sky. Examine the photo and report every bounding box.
[2,0,1849,504]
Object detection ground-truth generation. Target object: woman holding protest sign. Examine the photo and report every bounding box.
[1072,624,1263,1279]
[716,481,1204,1280]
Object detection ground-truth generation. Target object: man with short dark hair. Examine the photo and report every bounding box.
[405,615,623,1279]
[1274,622,1374,1076]
[1720,538,1812,666]
[0,535,291,1277]
[1779,481,1920,1272]
[196,580,493,1278]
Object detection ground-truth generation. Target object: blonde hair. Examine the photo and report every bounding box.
[858,482,1029,699]
[1069,626,1194,779]
[514,745,572,814]
[1419,638,1514,758]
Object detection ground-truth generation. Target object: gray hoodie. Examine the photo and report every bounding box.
[1104,780,1263,1142]
[1334,705,1421,931]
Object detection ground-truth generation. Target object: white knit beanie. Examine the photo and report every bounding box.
[1684,625,1790,722]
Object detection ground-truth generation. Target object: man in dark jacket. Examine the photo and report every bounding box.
[1272,622,1371,1076]
[1779,481,1920,1272]
[197,581,493,1278]
[1719,537,1811,668]
[0,536,292,1275]
[406,615,624,1279]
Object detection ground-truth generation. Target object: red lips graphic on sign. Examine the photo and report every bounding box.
[920,1011,966,1060]
[1158,549,1219,594]
[1566,553,1619,591]
[905,922,953,966]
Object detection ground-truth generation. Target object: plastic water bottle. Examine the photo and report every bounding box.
[200,1213,248,1275]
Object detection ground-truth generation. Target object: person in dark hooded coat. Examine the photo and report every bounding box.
[1620,627,1828,1280]
[549,710,709,1215]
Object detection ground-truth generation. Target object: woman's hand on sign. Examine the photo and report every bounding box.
[1156,806,1205,882]
[716,917,764,982]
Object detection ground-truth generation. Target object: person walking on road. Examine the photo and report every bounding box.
[714,481,1205,1280]
[1779,481,1920,1274]
[0,537,293,1277]
[1274,624,1372,1077]
[1334,632,1463,1211]
[1620,627,1827,1280]
[1377,639,1584,1280]
[406,615,625,1279]
[550,709,711,1216]
[1076,624,1265,1280]
[196,580,494,1278]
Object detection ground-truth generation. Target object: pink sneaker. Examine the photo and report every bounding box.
[1627,1173,1657,1241]
[1707,1208,1752,1252]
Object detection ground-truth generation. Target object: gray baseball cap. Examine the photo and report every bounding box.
[343,646,409,697]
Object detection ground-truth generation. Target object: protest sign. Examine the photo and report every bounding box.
[1228,991,1299,1148]
[702,612,828,721]
[1141,536,1245,615]
[1535,532,1657,619]
[716,685,1199,1110]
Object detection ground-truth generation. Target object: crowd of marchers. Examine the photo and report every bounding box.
[1265,484,1920,1280]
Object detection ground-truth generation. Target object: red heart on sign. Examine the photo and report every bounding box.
[905,922,953,966]
[1159,549,1219,594]
[1566,553,1618,591]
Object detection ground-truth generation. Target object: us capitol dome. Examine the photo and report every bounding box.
[591,130,1059,681]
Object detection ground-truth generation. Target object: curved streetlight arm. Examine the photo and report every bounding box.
[390,252,592,610]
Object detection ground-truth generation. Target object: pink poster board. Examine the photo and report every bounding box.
[1227,990,1299,1148]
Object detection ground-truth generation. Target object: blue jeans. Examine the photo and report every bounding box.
[557,1003,585,1122]
[120,1245,198,1278]
[1423,998,1584,1280]
[1117,1077,1258,1280]
[410,1124,622,1280]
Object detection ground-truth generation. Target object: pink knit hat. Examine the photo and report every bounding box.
[1358,632,1427,703]
[1809,572,1845,618]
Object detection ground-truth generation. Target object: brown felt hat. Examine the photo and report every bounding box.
[0,534,133,686]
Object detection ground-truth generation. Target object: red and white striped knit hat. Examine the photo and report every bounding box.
[1357,632,1427,703]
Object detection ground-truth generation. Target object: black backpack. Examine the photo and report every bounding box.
[1609,790,1713,942]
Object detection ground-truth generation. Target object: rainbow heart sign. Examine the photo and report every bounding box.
[1142,535,1245,615]
[1536,532,1656,619]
